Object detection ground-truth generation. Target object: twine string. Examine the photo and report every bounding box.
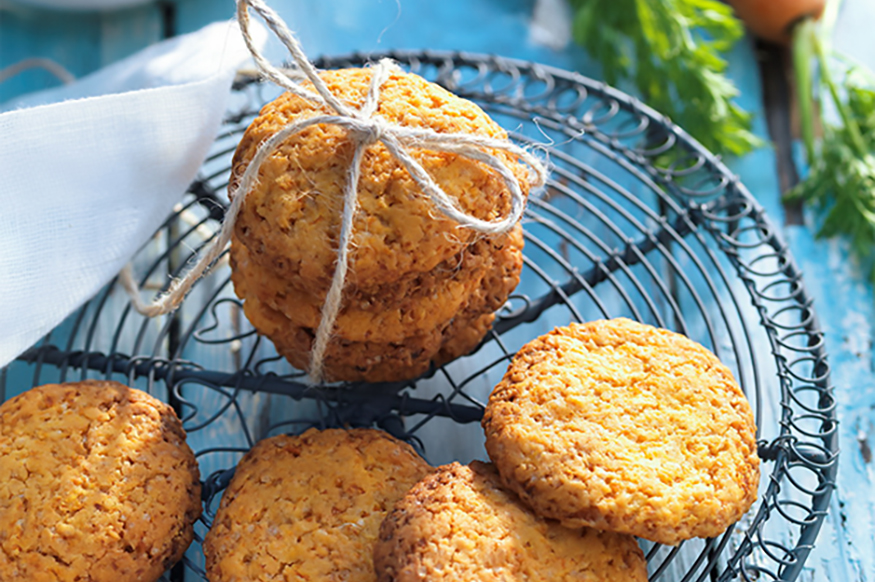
[122,0,548,384]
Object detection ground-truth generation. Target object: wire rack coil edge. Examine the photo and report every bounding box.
[3,51,837,582]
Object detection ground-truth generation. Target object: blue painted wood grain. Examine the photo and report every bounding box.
[0,1,164,103]
[784,2,875,578]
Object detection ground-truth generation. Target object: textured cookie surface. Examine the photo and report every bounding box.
[204,428,432,582]
[230,223,522,382]
[0,380,202,582]
[230,224,523,344]
[374,461,647,582]
[231,67,531,294]
[231,265,497,382]
[482,318,760,545]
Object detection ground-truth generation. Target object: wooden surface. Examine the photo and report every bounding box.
[2,0,874,580]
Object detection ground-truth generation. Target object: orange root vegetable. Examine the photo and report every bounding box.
[727,0,826,44]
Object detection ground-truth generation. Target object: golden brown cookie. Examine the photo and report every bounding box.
[234,288,444,381]
[231,67,532,294]
[374,461,648,582]
[229,225,521,343]
[482,318,760,545]
[235,281,500,383]
[232,225,515,317]
[204,428,433,582]
[231,223,522,383]
[230,239,480,342]
[0,380,202,582]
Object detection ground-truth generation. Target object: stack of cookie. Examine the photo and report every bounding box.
[229,67,531,383]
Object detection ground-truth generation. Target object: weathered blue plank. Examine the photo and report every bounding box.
[0,1,162,104]
[783,226,874,582]
[0,3,102,102]
[175,0,599,74]
[781,2,875,579]
[97,3,164,64]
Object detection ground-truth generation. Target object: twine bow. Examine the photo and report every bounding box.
[122,0,548,384]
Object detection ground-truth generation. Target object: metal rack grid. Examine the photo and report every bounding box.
[2,52,837,581]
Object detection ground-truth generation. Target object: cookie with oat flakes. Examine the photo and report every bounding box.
[230,68,531,295]
[204,428,432,582]
[374,461,647,582]
[229,223,522,344]
[482,318,760,545]
[230,222,522,383]
[0,380,201,582]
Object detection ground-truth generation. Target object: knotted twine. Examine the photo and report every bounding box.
[121,0,548,384]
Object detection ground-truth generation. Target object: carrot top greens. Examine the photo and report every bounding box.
[787,17,875,280]
[569,0,763,158]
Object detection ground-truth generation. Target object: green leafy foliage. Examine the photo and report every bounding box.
[786,68,875,278]
[569,0,763,158]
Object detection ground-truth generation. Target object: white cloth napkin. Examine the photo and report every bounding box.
[0,19,266,370]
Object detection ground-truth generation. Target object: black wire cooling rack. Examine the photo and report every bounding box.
[2,52,837,582]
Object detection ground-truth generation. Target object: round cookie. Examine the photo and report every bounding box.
[233,272,495,382]
[235,287,500,383]
[0,380,202,582]
[204,428,433,582]
[230,239,482,342]
[232,224,521,319]
[229,224,522,343]
[231,225,522,382]
[482,318,760,545]
[374,461,648,582]
[231,67,532,294]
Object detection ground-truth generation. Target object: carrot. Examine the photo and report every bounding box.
[726,0,826,44]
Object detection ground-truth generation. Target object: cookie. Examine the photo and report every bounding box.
[230,225,521,343]
[204,428,433,582]
[232,224,519,318]
[231,224,522,383]
[374,461,648,582]
[231,67,531,293]
[234,283,500,383]
[0,380,202,582]
[482,318,760,545]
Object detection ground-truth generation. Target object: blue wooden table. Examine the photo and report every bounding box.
[2,0,874,580]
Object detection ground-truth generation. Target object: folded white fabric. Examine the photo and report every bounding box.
[0,19,266,370]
